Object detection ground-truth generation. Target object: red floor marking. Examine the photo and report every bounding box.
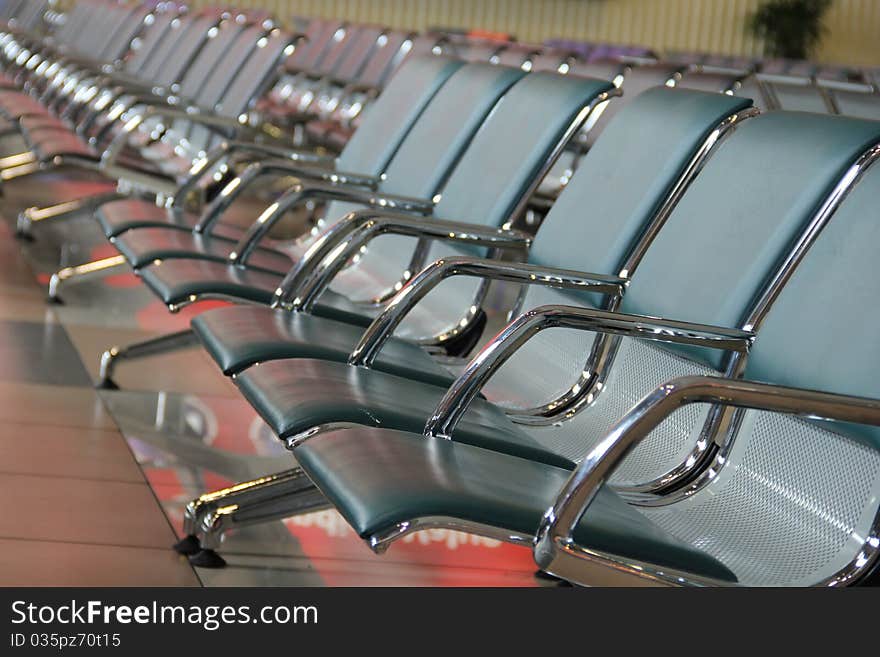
[103,272,141,287]
[284,512,537,585]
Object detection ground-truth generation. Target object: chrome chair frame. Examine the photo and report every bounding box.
[406,142,880,499]
[534,375,880,587]
[96,87,619,391]
[175,102,756,558]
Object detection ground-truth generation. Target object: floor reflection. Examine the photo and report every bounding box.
[3,184,549,587]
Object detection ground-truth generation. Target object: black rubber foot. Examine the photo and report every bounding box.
[46,295,64,305]
[172,534,202,556]
[189,549,227,569]
[534,569,572,586]
[15,231,34,241]
[96,378,119,390]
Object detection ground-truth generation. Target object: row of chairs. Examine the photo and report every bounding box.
[1,1,879,587]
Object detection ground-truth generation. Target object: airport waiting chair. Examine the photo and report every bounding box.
[43,56,474,301]
[536,60,683,199]
[758,73,835,113]
[276,23,383,122]
[304,26,396,123]
[11,19,300,237]
[303,28,421,149]
[86,56,466,244]
[259,18,346,118]
[172,87,756,561]
[675,66,745,94]
[535,151,880,586]
[94,69,615,388]
[261,113,880,586]
[178,109,880,566]
[100,61,526,264]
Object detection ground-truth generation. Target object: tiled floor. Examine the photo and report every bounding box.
[0,174,548,587]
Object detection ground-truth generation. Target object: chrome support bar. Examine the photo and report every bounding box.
[534,375,880,587]
[179,467,315,546]
[97,328,197,389]
[227,182,433,265]
[276,211,533,311]
[197,485,329,551]
[350,258,624,368]
[17,189,123,236]
[47,254,127,302]
[425,305,754,440]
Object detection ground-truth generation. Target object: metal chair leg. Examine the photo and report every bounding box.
[98,328,198,389]
[17,189,123,238]
[47,254,128,303]
[190,482,330,569]
[0,151,35,169]
[0,159,43,181]
[175,468,314,555]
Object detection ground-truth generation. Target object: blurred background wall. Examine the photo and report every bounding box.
[190,0,879,67]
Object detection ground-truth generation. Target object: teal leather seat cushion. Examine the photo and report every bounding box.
[192,305,457,387]
[236,359,575,469]
[139,259,283,307]
[112,227,293,273]
[295,427,737,582]
[96,199,193,238]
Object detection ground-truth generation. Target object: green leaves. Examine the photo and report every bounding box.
[747,0,833,59]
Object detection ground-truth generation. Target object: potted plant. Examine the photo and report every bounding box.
[748,0,833,59]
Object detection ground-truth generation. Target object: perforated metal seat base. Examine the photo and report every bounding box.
[639,412,880,586]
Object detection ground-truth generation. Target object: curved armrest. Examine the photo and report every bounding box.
[349,258,624,367]
[100,105,247,169]
[193,158,377,234]
[425,305,755,440]
[534,375,880,586]
[228,185,434,265]
[173,144,338,224]
[274,209,533,310]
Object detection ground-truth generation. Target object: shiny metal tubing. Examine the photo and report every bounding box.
[279,211,534,311]
[350,257,623,368]
[534,375,880,587]
[425,305,753,440]
[98,328,197,388]
[192,157,358,234]
[632,141,880,497]
[228,182,433,265]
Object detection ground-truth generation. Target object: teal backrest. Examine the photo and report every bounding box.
[620,112,880,368]
[529,87,753,277]
[744,162,880,449]
[378,63,527,198]
[432,72,615,228]
[336,56,464,175]
[325,62,525,224]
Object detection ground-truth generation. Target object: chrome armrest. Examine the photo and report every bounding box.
[135,105,249,131]
[273,210,534,310]
[227,183,434,265]
[173,146,338,224]
[317,168,380,187]
[99,105,251,169]
[534,375,880,586]
[341,81,379,96]
[425,305,755,440]
[192,158,344,234]
[348,258,624,368]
